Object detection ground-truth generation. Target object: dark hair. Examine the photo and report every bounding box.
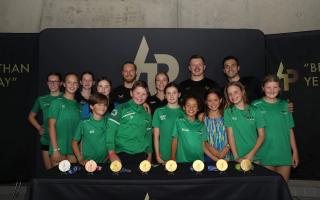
[204,88,225,117]
[224,81,248,107]
[188,54,206,65]
[183,95,200,109]
[47,72,62,81]
[95,76,112,92]
[155,71,169,82]
[131,80,149,95]
[164,82,180,93]
[63,72,79,82]
[88,93,109,106]
[122,61,137,71]
[222,55,240,68]
[80,71,95,81]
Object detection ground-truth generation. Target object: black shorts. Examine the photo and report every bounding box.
[40,144,49,151]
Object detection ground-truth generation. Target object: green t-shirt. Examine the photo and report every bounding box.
[106,100,152,154]
[224,105,266,161]
[31,93,62,145]
[73,115,108,163]
[48,96,82,155]
[152,106,184,160]
[172,116,207,163]
[252,99,294,165]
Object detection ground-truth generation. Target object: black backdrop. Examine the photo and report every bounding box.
[0,29,319,181]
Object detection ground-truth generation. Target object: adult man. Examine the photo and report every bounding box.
[223,55,262,102]
[111,61,138,106]
[179,54,220,110]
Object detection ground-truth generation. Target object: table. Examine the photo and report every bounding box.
[29,162,292,200]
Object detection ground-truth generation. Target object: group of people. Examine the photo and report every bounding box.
[28,55,299,182]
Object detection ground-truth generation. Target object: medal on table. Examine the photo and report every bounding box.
[216,159,228,172]
[165,160,177,175]
[110,160,122,174]
[58,160,71,174]
[139,160,151,175]
[192,160,205,174]
[240,159,253,172]
[85,160,97,174]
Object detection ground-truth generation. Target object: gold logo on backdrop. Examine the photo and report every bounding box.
[134,36,179,95]
[277,62,298,91]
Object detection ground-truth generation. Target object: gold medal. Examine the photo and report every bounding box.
[192,160,205,172]
[165,160,177,172]
[85,160,97,173]
[240,159,252,172]
[58,160,71,172]
[110,160,122,173]
[216,159,228,172]
[139,160,151,173]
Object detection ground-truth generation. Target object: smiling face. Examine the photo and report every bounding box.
[263,81,280,101]
[90,103,107,117]
[183,97,199,120]
[165,86,180,105]
[47,74,61,93]
[97,80,111,97]
[155,73,169,92]
[63,74,79,95]
[223,58,240,80]
[122,63,137,84]
[80,73,94,90]
[227,85,244,106]
[206,93,221,112]
[131,86,148,105]
[189,58,206,78]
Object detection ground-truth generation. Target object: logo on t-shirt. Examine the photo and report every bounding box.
[181,128,190,132]
[160,115,166,120]
[89,130,95,134]
[231,116,237,120]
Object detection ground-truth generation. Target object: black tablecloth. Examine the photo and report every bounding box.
[29,162,292,200]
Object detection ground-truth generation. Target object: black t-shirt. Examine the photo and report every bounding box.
[147,95,167,115]
[75,90,89,105]
[111,85,131,106]
[179,77,221,110]
[239,76,262,103]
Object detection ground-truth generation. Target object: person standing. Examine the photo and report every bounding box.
[28,72,62,169]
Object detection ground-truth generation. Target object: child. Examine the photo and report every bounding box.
[106,80,152,166]
[95,77,114,113]
[28,72,62,169]
[199,88,231,161]
[252,75,299,181]
[152,82,184,164]
[82,77,114,119]
[171,96,218,163]
[148,72,169,115]
[72,93,109,165]
[224,81,265,163]
[48,73,82,166]
[76,71,95,119]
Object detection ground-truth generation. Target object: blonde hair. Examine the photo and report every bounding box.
[224,81,248,107]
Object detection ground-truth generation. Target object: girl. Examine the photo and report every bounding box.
[252,75,299,182]
[152,82,184,164]
[82,77,114,119]
[171,96,218,163]
[199,89,231,161]
[76,71,95,119]
[224,82,265,163]
[28,72,62,169]
[48,73,82,166]
[148,72,169,115]
[72,93,109,165]
[106,80,152,166]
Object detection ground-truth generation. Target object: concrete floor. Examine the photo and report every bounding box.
[1,180,320,200]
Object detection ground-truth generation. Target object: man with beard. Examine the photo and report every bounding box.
[111,61,137,106]
[222,55,262,103]
[179,54,220,111]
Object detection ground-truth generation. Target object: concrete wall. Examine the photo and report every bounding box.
[0,0,319,34]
